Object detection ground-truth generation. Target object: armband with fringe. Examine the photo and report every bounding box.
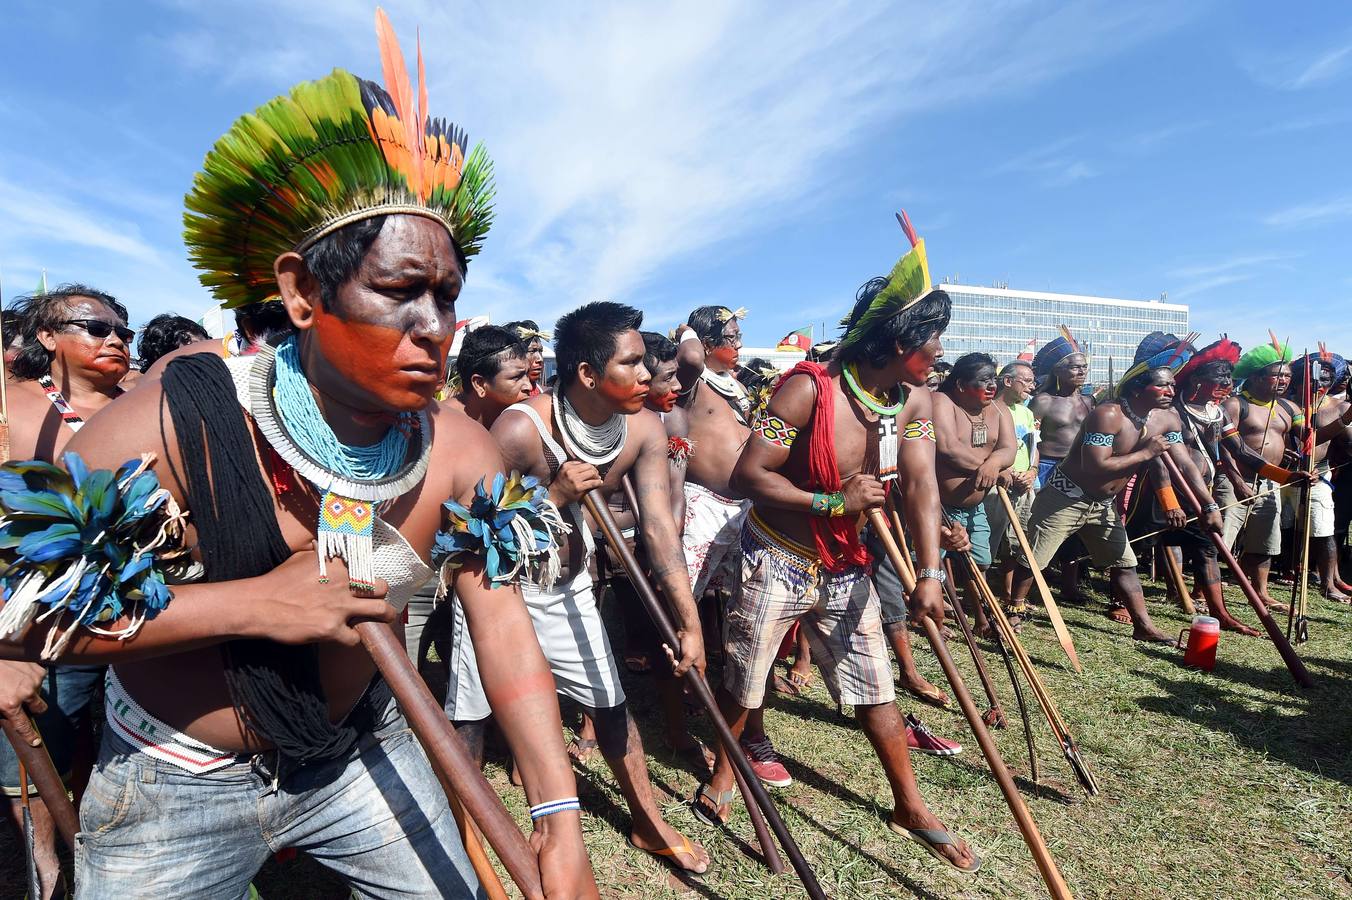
[754,413,798,449]
[0,453,188,659]
[1154,485,1181,513]
[1257,463,1295,485]
[433,472,570,589]
[667,436,694,466]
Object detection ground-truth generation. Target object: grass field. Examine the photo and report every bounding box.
[6,574,1350,899]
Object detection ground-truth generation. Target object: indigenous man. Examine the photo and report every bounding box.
[447,325,533,428]
[1154,337,1278,634]
[1011,337,1222,644]
[1221,341,1306,607]
[449,302,710,874]
[984,360,1039,612]
[697,219,980,874]
[506,320,550,396]
[932,353,1016,628]
[0,284,133,899]
[672,306,791,787]
[1285,352,1352,601]
[1,27,597,898]
[1028,330,1094,600]
[136,314,211,372]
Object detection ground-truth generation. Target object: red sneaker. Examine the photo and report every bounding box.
[740,735,793,787]
[905,714,962,756]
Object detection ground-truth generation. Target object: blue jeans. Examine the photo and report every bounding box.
[76,689,484,899]
[1,664,105,796]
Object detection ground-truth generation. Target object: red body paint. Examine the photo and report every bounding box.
[311,303,451,411]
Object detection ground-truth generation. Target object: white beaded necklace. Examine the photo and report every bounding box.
[553,390,626,467]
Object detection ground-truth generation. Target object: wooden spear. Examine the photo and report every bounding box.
[582,492,825,900]
[355,621,541,900]
[867,509,1073,900]
[996,487,1083,672]
[0,716,78,850]
[1159,547,1197,616]
[1156,453,1313,687]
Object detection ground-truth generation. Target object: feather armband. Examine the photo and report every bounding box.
[667,436,695,465]
[432,471,569,589]
[0,453,187,659]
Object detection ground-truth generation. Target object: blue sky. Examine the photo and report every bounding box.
[2,1,1350,354]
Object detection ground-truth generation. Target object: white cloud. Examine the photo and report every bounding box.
[1242,36,1352,91]
[1166,252,1298,301]
[0,177,160,264]
[1263,195,1352,228]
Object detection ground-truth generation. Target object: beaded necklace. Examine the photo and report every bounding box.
[843,363,905,416]
[251,336,431,591]
[553,390,626,469]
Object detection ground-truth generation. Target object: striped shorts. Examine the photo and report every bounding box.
[722,512,894,709]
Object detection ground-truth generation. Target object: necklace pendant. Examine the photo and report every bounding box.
[971,422,988,447]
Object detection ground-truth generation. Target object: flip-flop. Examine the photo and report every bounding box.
[887,821,982,874]
[905,682,951,709]
[627,835,708,876]
[1107,607,1133,626]
[690,782,737,827]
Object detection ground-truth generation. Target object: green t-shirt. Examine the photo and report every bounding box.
[1007,401,1036,473]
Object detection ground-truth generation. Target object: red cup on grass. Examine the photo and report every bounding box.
[1177,615,1220,671]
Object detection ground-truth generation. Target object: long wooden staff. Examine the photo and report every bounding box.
[1287,359,1316,645]
[938,558,1007,728]
[867,509,1073,900]
[996,487,1082,672]
[356,621,541,900]
[1159,546,1197,615]
[617,476,783,874]
[582,492,825,900]
[0,716,78,849]
[953,550,1099,797]
[1156,453,1314,687]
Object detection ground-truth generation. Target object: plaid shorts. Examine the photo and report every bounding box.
[722,512,895,709]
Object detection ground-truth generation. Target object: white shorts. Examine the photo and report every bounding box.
[1281,478,1335,539]
[443,570,626,722]
[683,482,751,597]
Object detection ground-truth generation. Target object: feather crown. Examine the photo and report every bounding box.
[183,8,495,309]
[1177,335,1240,385]
[1116,332,1198,397]
[837,211,934,355]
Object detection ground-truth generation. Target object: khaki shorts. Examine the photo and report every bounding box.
[1281,478,1335,539]
[723,512,894,709]
[1223,478,1282,556]
[1020,468,1137,571]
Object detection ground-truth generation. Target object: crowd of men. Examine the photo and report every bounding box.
[3,17,1352,900]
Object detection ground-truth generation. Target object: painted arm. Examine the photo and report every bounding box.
[1079,405,1168,478]
[895,387,945,624]
[664,407,691,533]
[631,412,704,677]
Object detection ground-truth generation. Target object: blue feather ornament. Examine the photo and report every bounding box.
[0,453,187,658]
[432,471,568,588]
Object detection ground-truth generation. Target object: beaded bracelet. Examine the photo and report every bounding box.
[811,491,846,516]
[530,797,582,820]
[917,567,947,585]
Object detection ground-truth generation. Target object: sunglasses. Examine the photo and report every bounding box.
[63,318,134,343]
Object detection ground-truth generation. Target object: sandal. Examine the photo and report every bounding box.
[627,835,708,876]
[691,782,736,827]
[905,682,951,709]
[1107,606,1133,626]
[887,821,982,874]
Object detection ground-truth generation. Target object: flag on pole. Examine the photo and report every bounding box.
[776,326,812,353]
[1016,338,1036,362]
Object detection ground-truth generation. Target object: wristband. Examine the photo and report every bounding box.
[1201,501,1220,514]
[679,329,701,344]
[530,797,581,820]
[811,491,845,517]
[1154,486,1181,512]
[917,567,947,585]
[1257,463,1294,485]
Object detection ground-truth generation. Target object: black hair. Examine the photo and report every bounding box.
[301,214,469,313]
[687,305,736,346]
[10,283,129,380]
[455,325,527,386]
[554,301,643,388]
[640,331,677,375]
[138,314,211,372]
[505,320,541,339]
[1121,367,1170,398]
[234,299,294,346]
[737,357,777,392]
[938,352,997,396]
[838,280,951,369]
[2,309,22,349]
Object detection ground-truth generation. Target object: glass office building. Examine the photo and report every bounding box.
[936,283,1189,386]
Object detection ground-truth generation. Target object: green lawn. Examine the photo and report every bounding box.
[6,575,1350,899]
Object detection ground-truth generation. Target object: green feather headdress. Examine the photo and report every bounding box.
[183,8,495,309]
[837,210,934,355]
